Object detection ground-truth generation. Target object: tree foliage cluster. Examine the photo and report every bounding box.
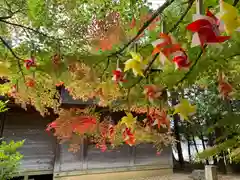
[0,0,240,156]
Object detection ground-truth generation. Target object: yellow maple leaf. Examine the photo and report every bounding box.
[220,1,240,35]
[173,99,196,121]
[124,52,148,77]
[120,112,137,128]
[0,62,10,77]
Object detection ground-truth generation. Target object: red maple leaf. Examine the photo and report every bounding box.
[112,68,127,84]
[186,10,230,49]
[172,49,191,70]
[24,57,36,70]
[122,128,136,146]
[46,121,58,132]
[72,116,97,134]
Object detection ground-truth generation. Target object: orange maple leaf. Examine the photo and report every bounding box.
[218,72,233,99]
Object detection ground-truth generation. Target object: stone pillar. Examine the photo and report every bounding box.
[205,165,218,180]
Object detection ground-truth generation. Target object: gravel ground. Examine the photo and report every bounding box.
[130,174,240,180]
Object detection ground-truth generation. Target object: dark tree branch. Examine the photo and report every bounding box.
[233,0,240,6]
[0,36,26,83]
[109,0,176,58]
[0,16,13,20]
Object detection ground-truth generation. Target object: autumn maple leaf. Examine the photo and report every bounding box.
[186,10,230,49]
[173,99,196,121]
[112,68,127,84]
[25,78,35,87]
[218,71,233,99]
[152,33,182,65]
[98,39,112,51]
[143,85,162,102]
[151,109,170,129]
[46,121,58,132]
[124,52,148,77]
[219,0,240,35]
[122,127,136,146]
[120,112,137,129]
[72,116,97,134]
[24,57,36,70]
[172,49,191,70]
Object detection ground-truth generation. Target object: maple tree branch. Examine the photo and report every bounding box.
[0,19,61,40]
[126,0,195,90]
[109,0,176,58]
[170,0,239,89]
[168,0,195,34]
[0,36,26,83]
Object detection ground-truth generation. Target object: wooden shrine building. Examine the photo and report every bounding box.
[0,89,173,180]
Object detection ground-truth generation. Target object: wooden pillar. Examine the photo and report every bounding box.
[130,146,136,166]
[23,175,29,180]
[205,165,218,180]
[0,112,6,143]
[81,137,88,170]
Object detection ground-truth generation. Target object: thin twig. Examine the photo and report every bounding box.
[100,57,110,79]
[0,36,26,83]
[174,47,205,88]
[108,0,176,58]
[0,9,22,20]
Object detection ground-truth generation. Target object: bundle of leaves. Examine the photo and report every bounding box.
[0,140,24,180]
[47,107,174,152]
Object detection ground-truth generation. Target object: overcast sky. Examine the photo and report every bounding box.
[148,0,166,9]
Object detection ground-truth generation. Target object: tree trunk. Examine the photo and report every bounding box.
[199,132,209,165]
[192,136,199,154]
[171,91,185,168]
[187,136,192,163]
[215,127,227,174]
[208,134,218,165]
[173,114,185,168]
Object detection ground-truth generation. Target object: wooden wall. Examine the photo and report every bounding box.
[54,141,173,178]
[2,108,56,176]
